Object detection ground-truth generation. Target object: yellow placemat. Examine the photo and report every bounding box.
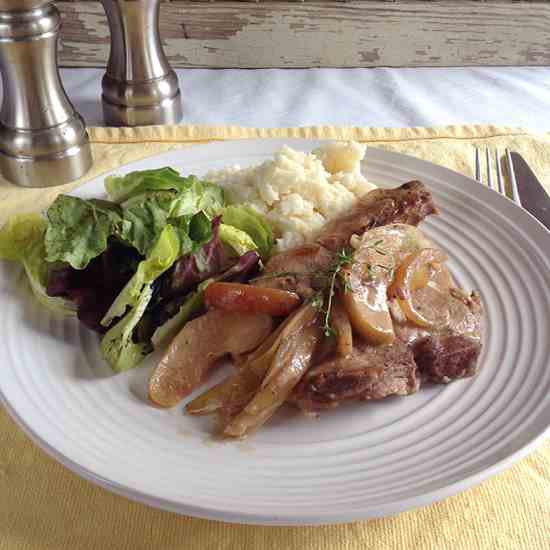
[1,125,549,550]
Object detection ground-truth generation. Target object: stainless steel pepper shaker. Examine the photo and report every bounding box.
[101,0,183,126]
[0,0,92,187]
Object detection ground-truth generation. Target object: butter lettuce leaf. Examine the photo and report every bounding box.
[110,171,224,257]
[100,284,154,372]
[105,167,184,203]
[0,213,46,261]
[221,205,273,260]
[0,213,76,317]
[45,195,122,270]
[168,178,224,218]
[105,168,225,217]
[101,225,180,327]
[117,192,174,256]
[219,224,258,256]
[44,170,226,271]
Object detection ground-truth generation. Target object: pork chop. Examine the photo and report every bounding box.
[292,340,419,411]
[317,180,438,252]
[253,243,333,298]
[291,266,483,410]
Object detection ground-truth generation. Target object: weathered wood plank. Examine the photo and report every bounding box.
[57,1,550,68]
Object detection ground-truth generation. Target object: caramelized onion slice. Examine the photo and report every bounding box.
[186,324,287,416]
[330,297,353,356]
[185,355,268,416]
[388,248,448,328]
[223,324,321,438]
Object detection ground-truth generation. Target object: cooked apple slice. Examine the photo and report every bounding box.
[342,224,424,345]
[186,302,318,416]
[204,282,301,316]
[149,310,273,407]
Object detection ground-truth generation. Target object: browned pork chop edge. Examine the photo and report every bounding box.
[291,341,419,411]
[317,180,438,252]
[412,290,483,383]
[256,181,438,298]
[291,285,483,410]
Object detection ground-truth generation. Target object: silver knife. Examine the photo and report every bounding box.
[510,152,550,231]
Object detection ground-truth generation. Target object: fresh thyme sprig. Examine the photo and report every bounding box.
[363,238,394,280]
[251,240,392,339]
[311,293,335,338]
[311,248,354,337]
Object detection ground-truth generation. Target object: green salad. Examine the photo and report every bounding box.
[0,167,273,373]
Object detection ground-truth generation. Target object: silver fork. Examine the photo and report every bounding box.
[474,147,522,206]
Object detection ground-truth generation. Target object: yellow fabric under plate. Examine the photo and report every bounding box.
[0,125,549,550]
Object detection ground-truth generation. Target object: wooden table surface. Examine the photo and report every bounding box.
[57,1,550,69]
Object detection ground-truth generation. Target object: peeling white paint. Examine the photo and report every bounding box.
[58,1,550,68]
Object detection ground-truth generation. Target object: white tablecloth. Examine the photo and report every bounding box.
[61,67,550,132]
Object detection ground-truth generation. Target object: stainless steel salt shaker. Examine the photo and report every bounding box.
[0,0,92,187]
[101,0,183,126]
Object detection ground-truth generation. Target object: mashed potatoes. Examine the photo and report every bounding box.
[206,141,376,251]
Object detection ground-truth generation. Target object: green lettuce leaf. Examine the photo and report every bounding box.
[100,284,154,372]
[168,178,224,218]
[221,205,274,260]
[44,170,225,272]
[105,167,184,203]
[111,171,224,257]
[117,192,174,256]
[0,213,46,261]
[101,224,180,327]
[219,224,258,256]
[45,195,122,269]
[166,214,195,257]
[24,240,77,317]
[118,190,216,258]
[0,213,76,317]
[105,168,225,217]
[188,211,214,242]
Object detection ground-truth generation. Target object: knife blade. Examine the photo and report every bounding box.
[510,152,550,231]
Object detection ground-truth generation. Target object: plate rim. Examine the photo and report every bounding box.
[1,383,548,526]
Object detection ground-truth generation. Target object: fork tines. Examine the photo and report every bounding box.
[474,147,521,206]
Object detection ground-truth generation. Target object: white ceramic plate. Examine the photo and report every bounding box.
[1,140,550,526]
